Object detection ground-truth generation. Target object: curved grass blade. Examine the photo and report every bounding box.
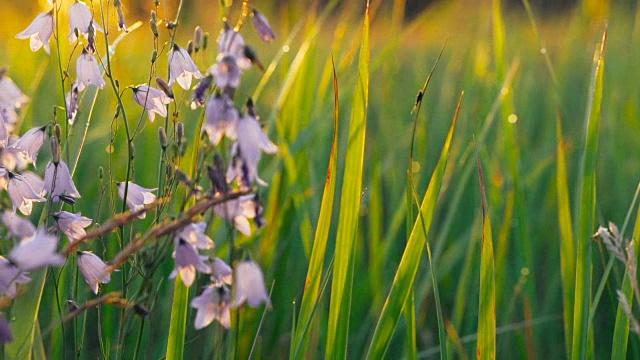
[293,58,340,357]
[476,148,496,360]
[165,275,190,360]
[556,113,576,358]
[366,92,464,359]
[325,3,370,358]
[571,28,607,360]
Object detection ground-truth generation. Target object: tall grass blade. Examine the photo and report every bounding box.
[571,28,607,360]
[556,114,576,359]
[293,58,340,356]
[165,275,190,360]
[326,4,370,358]
[366,93,464,359]
[6,271,46,359]
[476,149,496,360]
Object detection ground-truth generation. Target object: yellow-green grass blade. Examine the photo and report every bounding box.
[366,92,463,359]
[6,271,46,359]
[476,150,496,360]
[556,114,576,359]
[325,4,370,358]
[571,28,607,360]
[165,274,190,360]
[293,58,340,357]
[611,184,640,358]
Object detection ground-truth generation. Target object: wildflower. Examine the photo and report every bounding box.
[66,82,80,124]
[117,181,157,219]
[77,251,110,294]
[234,260,270,308]
[168,44,203,90]
[0,107,18,130]
[218,26,246,59]
[53,211,92,242]
[226,114,277,188]
[6,171,46,215]
[190,75,213,109]
[170,239,211,287]
[8,227,65,271]
[68,1,103,43]
[175,222,214,250]
[11,125,47,165]
[210,55,242,89]
[252,9,275,43]
[44,160,81,202]
[132,85,173,122]
[16,10,55,54]
[0,256,31,298]
[0,72,29,110]
[76,49,105,91]
[2,211,36,239]
[114,0,127,32]
[213,195,257,236]
[203,93,238,145]
[210,257,232,286]
[191,284,231,329]
[22,171,45,196]
[0,315,12,344]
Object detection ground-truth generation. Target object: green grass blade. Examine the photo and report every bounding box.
[293,58,340,357]
[366,93,464,359]
[556,114,576,359]
[611,184,640,358]
[476,150,496,360]
[325,4,370,359]
[6,271,46,359]
[165,275,190,360]
[571,28,607,360]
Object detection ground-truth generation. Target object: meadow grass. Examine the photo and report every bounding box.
[1,0,640,358]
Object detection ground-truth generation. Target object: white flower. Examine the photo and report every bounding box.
[0,256,31,298]
[170,239,211,287]
[175,222,214,250]
[132,85,173,123]
[252,9,275,43]
[11,125,47,165]
[2,211,36,239]
[234,261,270,308]
[168,45,203,90]
[76,50,105,91]
[191,284,231,329]
[44,160,81,203]
[16,11,55,54]
[226,115,277,188]
[210,257,232,286]
[54,211,92,242]
[117,182,157,219]
[203,93,238,145]
[9,227,65,271]
[77,251,110,294]
[0,74,29,110]
[68,1,103,43]
[213,195,257,236]
[6,171,46,215]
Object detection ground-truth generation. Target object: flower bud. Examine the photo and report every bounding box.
[155,77,174,99]
[177,122,184,144]
[50,136,60,164]
[202,32,209,50]
[98,166,104,180]
[129,142,135,159]
[187,40,194,56]
[151,50,158,63]
[54,123,62,140]
[150,12,158,37]
[194,26,202,52]
[158,127,168,150]
[87,22,97,53]
[252,9,275,43]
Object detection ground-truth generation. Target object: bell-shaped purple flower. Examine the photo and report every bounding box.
[16,10,55,54]
[66,82,80,124]
[210,55,242,89]
[132,85,173,122]
[213,195,257,236]
[0,315,12,344]
[226,114,277,188]
[114,0,127,32]
[168,44,203,90]
[8,227,65,271]
[76,49,105,91]
[210,257,232,286]
[0,256,31,298]
[234,260,270,308]
[218,26,246,59]
[11,125,47,165]
[202,93,238,145]
[54,211,92,242]
[6,171,46,215]
[117,181,157,219]
[44,160,81,202]
[68,1,103,43]
[77,251,110,294]
[175,222,214,250]
[191,284,231,329]
[0,73,29,110]
[22,171,45,197]
[2,211,36,239]
[252,9,275,43]
[170,239,211,287]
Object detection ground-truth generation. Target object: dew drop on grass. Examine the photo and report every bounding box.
[508,114,518,124]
